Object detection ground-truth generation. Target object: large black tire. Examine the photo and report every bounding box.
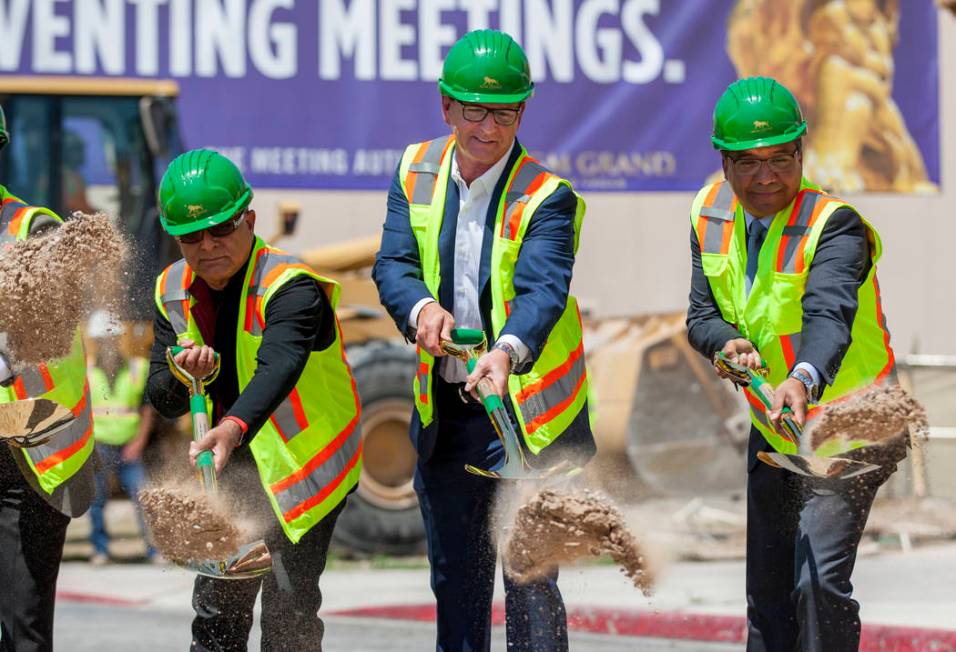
[332,340,425,556]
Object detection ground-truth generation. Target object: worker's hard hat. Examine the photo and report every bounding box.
[86,310,124,339]
[438,30,534,104]
[158,149,252,237]
[711,77,806,151]
[0,106,8,152]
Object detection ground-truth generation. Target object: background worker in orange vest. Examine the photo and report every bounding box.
[0,104,97,652]
[373,31,595,651]
[686,77,905,651]
[146,150,361,650]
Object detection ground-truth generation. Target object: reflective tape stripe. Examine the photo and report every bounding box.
[776,190,818,272]
[244,249,303,335]
[25,392,93,473]
[698,183,737,255]
[502,157,552,240]
[12,363,56,398]
[268,388,310,443]
[516,342,587,433]
[779,332,801,371]
[0,201,29,243]
[404,136,453,205]
[417,347,430,404]
[270,411,362,520]
[159,261,192,334]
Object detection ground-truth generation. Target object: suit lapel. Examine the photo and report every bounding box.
[437,170,460,313]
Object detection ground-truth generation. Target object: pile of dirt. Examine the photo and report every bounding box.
[503,489,654,595]
[0,213,126,364]
[808,385,929,451]
[139,484,244,564]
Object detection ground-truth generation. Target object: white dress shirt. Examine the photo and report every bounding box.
[408,142,529,382]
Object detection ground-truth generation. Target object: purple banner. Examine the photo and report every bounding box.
[2,0,939,193]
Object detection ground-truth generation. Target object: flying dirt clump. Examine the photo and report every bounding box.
[0,213,126,364]
[503,488,654,596]
[139,484,245,564]
[807,385,929,451]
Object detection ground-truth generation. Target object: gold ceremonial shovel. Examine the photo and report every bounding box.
[0,398,74,448]
[440,329,582,481]
[714,352,880,481]
[165,346,272,580]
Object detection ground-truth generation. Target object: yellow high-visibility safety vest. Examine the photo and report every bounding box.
[690,179,896,456]
[156,237,362,543]
[88,358,149,446]
[398,136,590,454]
[0,185,96,495]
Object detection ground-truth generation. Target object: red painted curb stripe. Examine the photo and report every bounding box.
[56,591,146,607]
[328,603,956,648]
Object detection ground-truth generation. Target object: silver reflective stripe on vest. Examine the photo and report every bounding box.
[517,347,586,428]
[161,260,191,335]
[503,158,549,237]
[272,425,361,518]
[701,183,737,254]
[23,404,92,468]
[244,250,301,336]
[268,390,306,442]
[409,137,452,205]
[16,365,53,396]
[0,200,28,244]
[777,192,820,273]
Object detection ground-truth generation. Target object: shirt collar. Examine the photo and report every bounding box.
[451,140,516,196]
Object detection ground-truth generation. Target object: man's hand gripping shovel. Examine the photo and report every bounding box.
[166,346,272,580]
[714,352,880,480]
[440,329,583,481]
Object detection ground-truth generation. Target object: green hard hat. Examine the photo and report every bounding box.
[439,30,534,104]
[0,105,8,152]
[712,76,807,151]
[158,149,252,236]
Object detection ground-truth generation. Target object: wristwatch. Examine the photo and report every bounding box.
[492,341,519,372]
[789,368,819,402]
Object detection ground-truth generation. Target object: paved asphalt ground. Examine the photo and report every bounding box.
[54,537,956,650]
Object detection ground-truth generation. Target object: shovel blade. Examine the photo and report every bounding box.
[757,451,881,480]
[464,459,584,482]
[184,539,273,580]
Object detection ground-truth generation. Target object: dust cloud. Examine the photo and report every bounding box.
[808,385,928,451]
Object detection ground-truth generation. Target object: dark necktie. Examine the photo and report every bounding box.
[745,219,767,294]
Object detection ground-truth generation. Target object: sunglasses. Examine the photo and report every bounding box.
[177,210,246,245]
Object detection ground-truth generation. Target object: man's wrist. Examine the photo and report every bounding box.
[789,369,818,402]
[492,341,519,371]
[220,416,248,447]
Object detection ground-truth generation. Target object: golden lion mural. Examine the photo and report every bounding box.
[726,0,936,193]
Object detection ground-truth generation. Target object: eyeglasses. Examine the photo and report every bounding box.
[456,100,523,126]
[177,210,246,245]
[726,150,800,176]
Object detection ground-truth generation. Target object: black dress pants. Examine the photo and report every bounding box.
[0,448,70,652]
[745,433,897,652]
[190,451,347,652]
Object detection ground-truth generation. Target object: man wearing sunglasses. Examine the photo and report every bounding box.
[373,30,595,651]
[146,149,361,650]
[686,77,904,651]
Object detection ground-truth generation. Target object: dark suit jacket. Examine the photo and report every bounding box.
[686,206,871,468]
[373,140,595,464]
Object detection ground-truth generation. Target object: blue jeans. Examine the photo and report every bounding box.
[89,443,154,558]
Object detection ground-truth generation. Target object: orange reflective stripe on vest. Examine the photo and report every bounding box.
[514,339,587,434]
[24,387,93,474]
[502,157,553,240]
[774,189,840,273]
[268,345,362,523]
[696,182,737,255]
[416,345,430,405]
[12,363,56,400]
[158,261,194,335]
[244,246,313,336]
[404,136,454,205]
